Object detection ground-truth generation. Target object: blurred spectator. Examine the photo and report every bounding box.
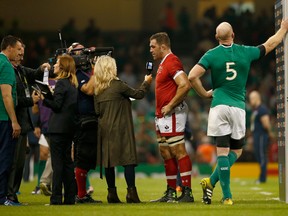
[35,36,50,65]
[159,1,177,38]
[135,119,159,164]
[24,40,39,68]
[178,6,190,35]
[61,18,78,44]
[23,108,40,182]
[119,62,138,88]
[84,18,100,45]
[0,18,5,39]
[203,6,217,21]
[8,19,21,37]
[195,136,216,165]
[249,90,273,183]
[31,91,54,196]
[268,141,278,162]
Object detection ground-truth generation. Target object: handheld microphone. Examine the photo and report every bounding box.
[145,61,153,75]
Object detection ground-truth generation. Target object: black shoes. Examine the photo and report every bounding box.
[150,185,194,203]
[177,186,194,202]
[150,186,177,203]
[76,194,102,204]
[107,187,122,203]
[126,187,141,203]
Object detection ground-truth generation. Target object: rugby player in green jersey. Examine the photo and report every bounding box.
[188,19,288,205]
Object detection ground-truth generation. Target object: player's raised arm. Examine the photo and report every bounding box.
[262,18,288,55]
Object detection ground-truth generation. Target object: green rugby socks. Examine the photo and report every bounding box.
[210,151,237,187]
[217,155,232,199]
[37,160,46,186]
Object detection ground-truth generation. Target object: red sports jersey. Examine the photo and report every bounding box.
[155,53,184,118]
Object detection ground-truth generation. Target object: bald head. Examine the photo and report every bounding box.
[249,90,261,108]
[215,22,234,43]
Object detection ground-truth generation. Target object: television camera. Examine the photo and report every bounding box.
[49,46,114,71]
[48,31,114,71]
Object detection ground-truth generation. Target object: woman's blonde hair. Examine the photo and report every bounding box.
[55,54,78,88]
[93,55,117,95]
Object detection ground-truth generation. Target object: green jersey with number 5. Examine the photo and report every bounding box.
[198,44,261,110]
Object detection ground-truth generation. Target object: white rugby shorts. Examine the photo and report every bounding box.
[207,105,246,139]
[155,102,188,137]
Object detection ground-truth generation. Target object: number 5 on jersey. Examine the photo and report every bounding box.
[226,62,237,80]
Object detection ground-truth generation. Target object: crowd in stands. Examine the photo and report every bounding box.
[0,4,278,165]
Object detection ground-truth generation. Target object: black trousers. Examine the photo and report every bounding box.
[49,133,76,204]
[74,116,97,171]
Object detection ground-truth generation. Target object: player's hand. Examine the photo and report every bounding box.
[281,18,288,31]
[12,121,21,138]
[161,104,172,117]
[206,89,213,98]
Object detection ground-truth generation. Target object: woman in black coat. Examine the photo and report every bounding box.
[42,55,78,205]
[94,56,152,203]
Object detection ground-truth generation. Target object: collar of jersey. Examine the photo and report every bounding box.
[220,43,233,48]
[160,52,172,64]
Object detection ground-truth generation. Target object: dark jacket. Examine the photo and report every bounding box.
[94,79,150,168]
[15,65,43,134]
[44,78,78,134]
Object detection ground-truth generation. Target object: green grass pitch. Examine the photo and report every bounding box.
[1,176,288,216]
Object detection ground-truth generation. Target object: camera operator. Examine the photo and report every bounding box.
[68,42,101,204]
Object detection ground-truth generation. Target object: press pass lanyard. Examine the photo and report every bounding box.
[16,67,30,98]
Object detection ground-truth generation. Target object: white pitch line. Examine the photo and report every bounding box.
[270,197,280,201]
[250,187,262,191]
[260,191,273,195]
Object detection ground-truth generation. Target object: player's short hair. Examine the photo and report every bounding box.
[1,35,23,51]
[150,32,171,48]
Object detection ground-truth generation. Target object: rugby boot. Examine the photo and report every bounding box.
[177,186,194,202]
[200,177,214,204]
[150,186,177,203]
